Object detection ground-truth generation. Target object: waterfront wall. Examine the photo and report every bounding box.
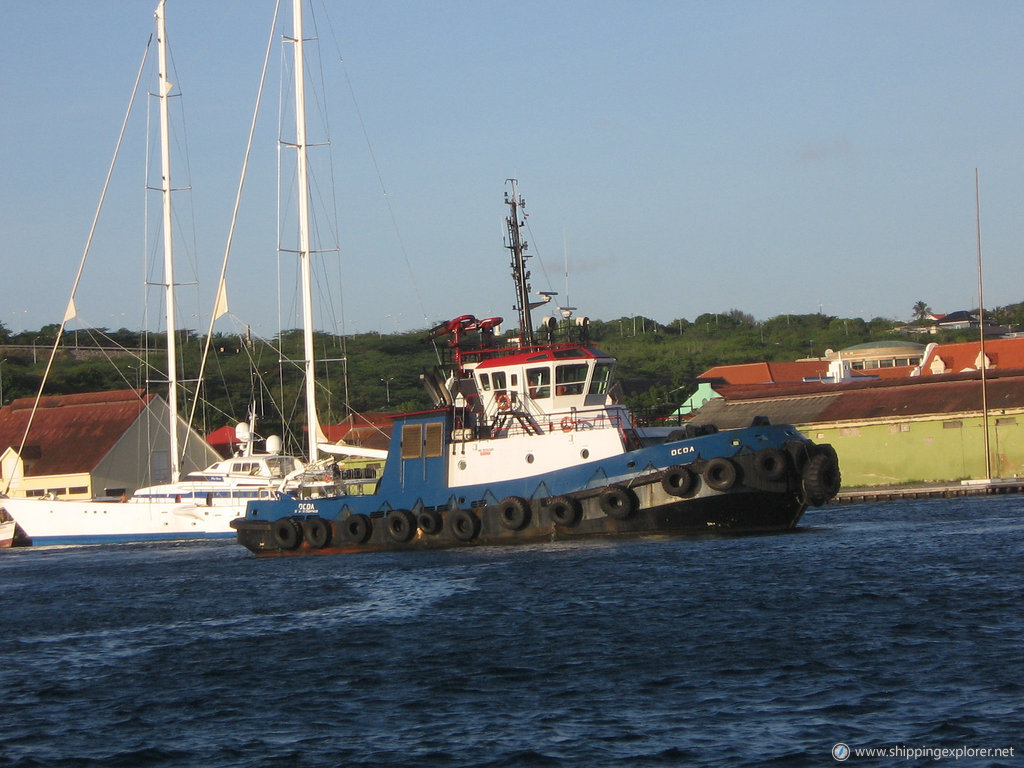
[801,409,1024,486]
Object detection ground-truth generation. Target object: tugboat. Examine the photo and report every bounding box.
[231,181,841,556]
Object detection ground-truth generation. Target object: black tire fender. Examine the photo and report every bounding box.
[803,452,842,506]
[385,509,417,543]
[547,495,581,527]
[703,458,739,492]
[661,465,696,497]
[271,517,302,549]
[449,508,480,541]
[599,485,637,520]
[343,513,372,544]
[417,508,444,535]
[301,517,331,548]
[754,449,788,482]
[497,496,531,531]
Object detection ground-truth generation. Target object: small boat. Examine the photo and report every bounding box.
[0,508,30,548]
[231,180,842,556]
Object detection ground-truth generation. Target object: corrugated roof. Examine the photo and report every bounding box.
[690,393,842,430]
[0,389,153,476]
[690,369,1024,428]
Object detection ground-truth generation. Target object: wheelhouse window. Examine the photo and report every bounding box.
[526,366,551,399]
[491,371,507,394]
[589,362,614,395]
[478,372,491,391]
[555,363,588,396]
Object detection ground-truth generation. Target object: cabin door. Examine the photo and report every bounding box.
[398,421,448,491]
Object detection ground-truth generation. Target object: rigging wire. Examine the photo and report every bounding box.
[188,0,282,445]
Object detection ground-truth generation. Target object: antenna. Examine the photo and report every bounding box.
[975,168,991,481]
[558,225,576,320]
[505,179,535,344]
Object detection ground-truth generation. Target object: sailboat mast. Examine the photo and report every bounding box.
[290,0,320,463]
[155,0,180,483]
[505,179,534,345]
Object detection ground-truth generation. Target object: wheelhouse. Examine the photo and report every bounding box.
[471,346,615,415]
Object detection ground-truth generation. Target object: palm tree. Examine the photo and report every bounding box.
[912,300,932,322]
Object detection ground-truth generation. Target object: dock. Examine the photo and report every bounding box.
[834,478,1024,504]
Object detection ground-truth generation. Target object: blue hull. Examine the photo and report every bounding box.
[232,413,840,556]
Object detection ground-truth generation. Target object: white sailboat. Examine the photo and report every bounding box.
[0,0,352,544]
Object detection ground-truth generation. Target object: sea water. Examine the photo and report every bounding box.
[1,496,1021,767]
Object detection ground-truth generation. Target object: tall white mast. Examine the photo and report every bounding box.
[155,0,181,483]
[289,0,321,463]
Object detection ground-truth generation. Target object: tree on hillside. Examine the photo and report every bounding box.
[912,300,932,321]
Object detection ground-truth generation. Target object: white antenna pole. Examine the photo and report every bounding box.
[290,0,320,463]
[975,168,991,481]
[156,0,180,483]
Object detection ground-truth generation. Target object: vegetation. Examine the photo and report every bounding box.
[0,300,1013,452]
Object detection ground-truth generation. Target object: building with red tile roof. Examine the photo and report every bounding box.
[685,337,1024,486]
[916,337,1024,375]
[0,389,220,500]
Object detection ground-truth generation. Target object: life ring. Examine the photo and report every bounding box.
[386,509,417,543]
[547,495,581,527]
[271,517,302,550]
[417,508,444,535]
[703,458,739,492]
[661,465,696,497]
[754,448,789,482]
[301,517,332,548]
[449,508,480,541]
[599,485,637,520]
[497,496,531,531]
[343,513,372,544]
[560,416,574,433]
[802,450,841,507]
[496,393,512,411]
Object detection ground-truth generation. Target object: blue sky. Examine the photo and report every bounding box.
[1,1,1023,337]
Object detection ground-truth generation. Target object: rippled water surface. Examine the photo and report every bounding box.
[2,496,1022,767]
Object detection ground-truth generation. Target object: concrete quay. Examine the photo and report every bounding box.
[834,478,1024,504]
